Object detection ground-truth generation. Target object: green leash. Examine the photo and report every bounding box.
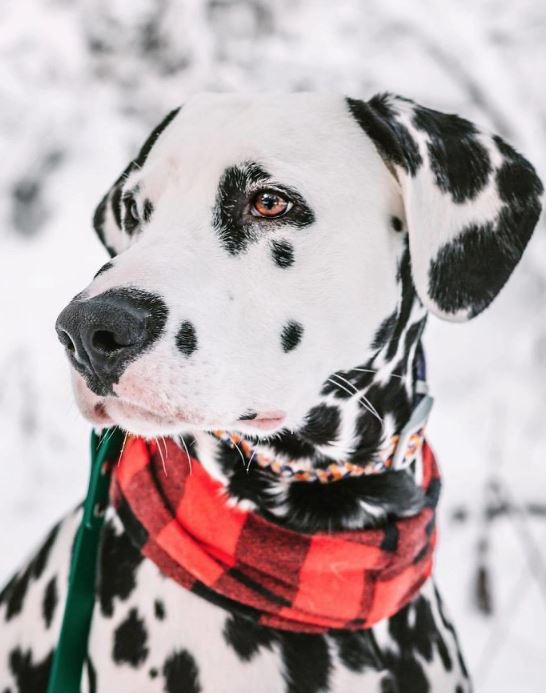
[47,428,124,693]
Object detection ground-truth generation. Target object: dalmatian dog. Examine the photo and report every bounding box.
[0,92,542,693]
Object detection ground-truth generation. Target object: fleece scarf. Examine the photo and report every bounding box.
[111,435,439,633]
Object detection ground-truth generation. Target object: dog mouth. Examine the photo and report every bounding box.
[233,410,286,432]
[83,393,286,436]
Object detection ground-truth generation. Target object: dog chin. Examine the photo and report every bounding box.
[71,372,287,438]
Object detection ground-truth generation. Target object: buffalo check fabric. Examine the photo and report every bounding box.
[112,436,439,633]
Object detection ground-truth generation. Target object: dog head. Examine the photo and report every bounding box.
[56,92,543,440]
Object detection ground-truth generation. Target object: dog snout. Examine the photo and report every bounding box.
[55,288,168,391]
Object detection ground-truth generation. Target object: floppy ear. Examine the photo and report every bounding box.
[92,107,181,257]
[347,94,544,321]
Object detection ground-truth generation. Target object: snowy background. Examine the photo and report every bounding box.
[1,0,545,690]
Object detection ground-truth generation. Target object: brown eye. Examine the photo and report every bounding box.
[251,190,291,218]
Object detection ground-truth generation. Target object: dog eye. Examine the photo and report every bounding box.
[123,194,140,232]
[125,198,139,222]
[251,190,292,219]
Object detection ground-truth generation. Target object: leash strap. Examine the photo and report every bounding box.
[47,428,124,693]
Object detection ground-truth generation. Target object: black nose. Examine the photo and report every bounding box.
[56,288,168,393]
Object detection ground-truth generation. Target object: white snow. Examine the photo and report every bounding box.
[1,0,545,690]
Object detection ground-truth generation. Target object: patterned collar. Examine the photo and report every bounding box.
[212,392,434,484]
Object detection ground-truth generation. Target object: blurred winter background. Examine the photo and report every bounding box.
[1,0,545,690]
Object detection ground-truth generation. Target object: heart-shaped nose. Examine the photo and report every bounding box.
[55,288,168,392]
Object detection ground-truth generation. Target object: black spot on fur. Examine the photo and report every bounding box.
[111,183,124,230]
[391,216,403,232]
[372,310,398,350]
[42,576,58,629]
[162,650,201,692]
[413,106,492,203]
[8,648,52,692]
[330,631,384,672]
[143,199,154,223]
[32,523,60,579]
[279,632,331,692]
[97,517,145,617]
[176,321,198,357]
[270,239,294,268]
[93,261,113,279]
[212,162,314,256]
[222,613,274,661]
[113,608,149,666]
[260,430,317,460]
[495,139,544,202]
[92,193,117,257]
[381,673,398,691]
[154,599,166,620]
[387,244,416,362]
[1,568,31,622]
[428,212,539,318]
[381,593,456,691]
[347,95,423,176]
[92,107,180,255]
[0,522,59,621]
[85,655,97,693]
[433,584,471,683]
[280,321,303,353]
[284,469,424,533]
[134,108,181,169]
[299,404,341,446]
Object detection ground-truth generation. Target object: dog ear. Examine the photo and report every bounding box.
[92,107,181,257]
[347,94,544,321]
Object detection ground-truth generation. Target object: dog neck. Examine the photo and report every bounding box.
[190,250,431,533]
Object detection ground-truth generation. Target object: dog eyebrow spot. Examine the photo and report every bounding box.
[270,239,295,268]
[213,162,270,255]
[212,162,315,256]
[281,321,303,353]
[176,321,198,357]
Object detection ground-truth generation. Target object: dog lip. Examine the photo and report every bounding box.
[111,399,183,425]
[238,411,258,421]
[236,410,286,431]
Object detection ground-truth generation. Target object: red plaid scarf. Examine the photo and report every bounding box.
[111,436,439,633]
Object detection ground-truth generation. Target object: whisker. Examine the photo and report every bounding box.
[329,375,383,427]
[97,426,113,449]
[117,431,129,468]
[232,440,247,472]
[155,437,167,477]
[331,373,383,421]
[246,448,257,473]
[179,434,192,475]
[352,367,404,380]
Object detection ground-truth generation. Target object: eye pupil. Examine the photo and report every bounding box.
[261,193,277,209]
[131,201,139,220]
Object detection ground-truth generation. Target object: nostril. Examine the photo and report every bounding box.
[58,330,76,354]
[91,330,126,354]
